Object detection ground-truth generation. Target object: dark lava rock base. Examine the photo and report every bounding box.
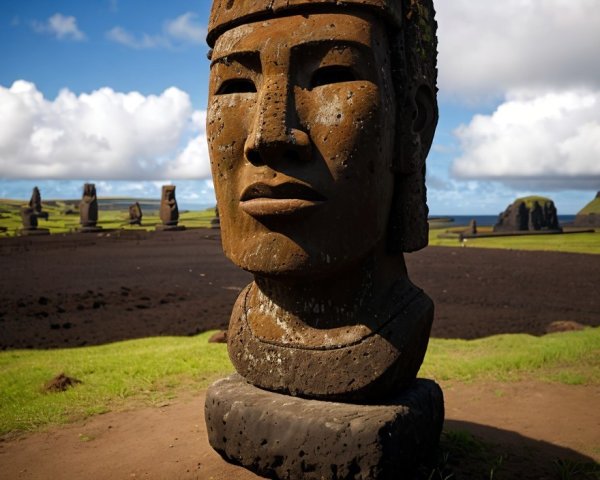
[205,374,444,480]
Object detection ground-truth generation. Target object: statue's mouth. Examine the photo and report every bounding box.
[239,182,326,217]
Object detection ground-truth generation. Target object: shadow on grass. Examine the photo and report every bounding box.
[418,420,599,480]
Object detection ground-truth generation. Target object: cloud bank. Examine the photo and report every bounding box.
[452,89,600,190]
[436,0,600,101]
[0,81,210,181]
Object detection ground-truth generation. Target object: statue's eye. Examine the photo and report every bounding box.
[310,66,356,89]
[216,79,257,95]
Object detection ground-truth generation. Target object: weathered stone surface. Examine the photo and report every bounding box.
[207,0,439,402]
[228,282,434,402]
[205,374,444,480]
[204,0,442,475]
[80,183,100,229]
[159,185,179,227]
[494,196,561,232]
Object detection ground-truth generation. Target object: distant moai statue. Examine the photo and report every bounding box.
[19,186,50,235]
[157,185,185,231]
[79,183,102,232]
[468,219,477,235]
[210,205,220,229]
[128,202,143,226]
[28,187,48,219]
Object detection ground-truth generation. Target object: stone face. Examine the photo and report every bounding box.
[494,197,561,232]
[80,183,99,228]
[159,185,179,226]
[206,374,444,480]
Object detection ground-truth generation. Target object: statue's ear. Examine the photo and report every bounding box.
[411,84,437,157]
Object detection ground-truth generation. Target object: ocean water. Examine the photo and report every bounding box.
[429,215,577,227]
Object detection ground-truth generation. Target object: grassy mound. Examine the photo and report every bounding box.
[577,195,600,215]
[513,195,554,209]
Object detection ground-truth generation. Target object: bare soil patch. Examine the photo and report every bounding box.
[1,229,599,349]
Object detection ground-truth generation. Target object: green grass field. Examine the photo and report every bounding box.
[0,198,215,236]
[1,328,598,436]
[429,227,600,254]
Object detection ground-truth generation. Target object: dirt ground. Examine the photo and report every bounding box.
[1,229,599,349]
[0,229,599,478]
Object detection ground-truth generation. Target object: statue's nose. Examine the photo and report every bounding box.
[244,74,311,166]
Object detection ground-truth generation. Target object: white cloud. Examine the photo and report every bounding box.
[451,89,600,190]
[0,80,211,181]
[31,13,86,41]
[164,13,205,44]
[107,12,205,49]
[436,0,600,100]
[106,27,169,49]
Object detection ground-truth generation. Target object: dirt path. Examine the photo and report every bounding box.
[1,381,598,480]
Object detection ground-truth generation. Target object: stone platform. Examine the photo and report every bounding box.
[205,374,444,480]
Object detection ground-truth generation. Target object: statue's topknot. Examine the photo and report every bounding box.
[207,0,403,46]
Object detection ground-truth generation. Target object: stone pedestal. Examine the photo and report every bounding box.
[205,374,444,480]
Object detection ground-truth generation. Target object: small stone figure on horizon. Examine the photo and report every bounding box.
[160,185,178,226]
[210,205,220,229]
[28,187,48,220]
[204,0,443,477]
[128,202,143,226]
[157,185,184,231]
[469,219,477,235]
[79,183,101,232]
[20,186,49,235]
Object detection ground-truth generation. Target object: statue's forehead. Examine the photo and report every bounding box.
[212,13,376,59]
[207,0,402,47]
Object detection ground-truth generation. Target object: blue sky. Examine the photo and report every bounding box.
[1,0,599,214]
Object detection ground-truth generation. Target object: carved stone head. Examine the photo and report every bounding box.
[207,0,437,278]
[207,0,438,401]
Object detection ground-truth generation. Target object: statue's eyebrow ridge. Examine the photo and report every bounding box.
[290,39,370,54]
[211,50,259,68]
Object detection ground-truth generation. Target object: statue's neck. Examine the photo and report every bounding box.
[243,247,409,345]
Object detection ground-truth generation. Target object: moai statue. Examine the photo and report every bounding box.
[20,187,49,235]
[210,204,220,229]
[204,0,443,478]
[79,183,101,232]
[469,219,478,235]
[128,202,143,226]
[28,186,48,219]
[157,185,184,231]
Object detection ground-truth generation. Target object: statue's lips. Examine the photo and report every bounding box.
[240,182,325,217]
